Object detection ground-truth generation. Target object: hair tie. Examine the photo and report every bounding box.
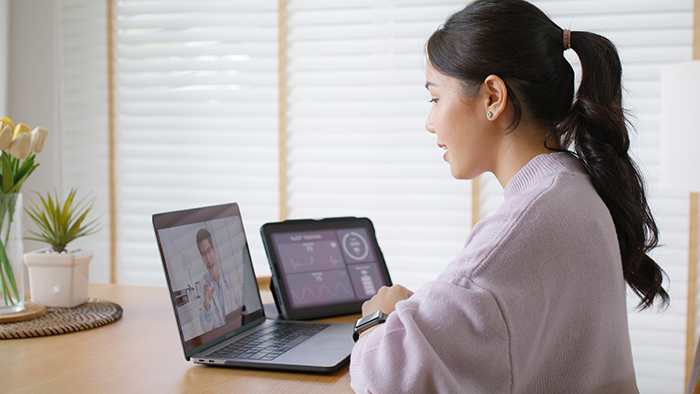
[563,29,571,50]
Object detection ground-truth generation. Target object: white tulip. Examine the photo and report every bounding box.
[0,117,14,133]
[8,132,32,160]
[12,122,30,139]
[30,127,49,153]
[0,125,12,150]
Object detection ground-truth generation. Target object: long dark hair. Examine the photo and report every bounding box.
[426,0,668,309]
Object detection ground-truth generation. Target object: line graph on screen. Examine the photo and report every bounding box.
[290,283,354,303]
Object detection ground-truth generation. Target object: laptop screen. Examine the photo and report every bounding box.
[153,203,264,357]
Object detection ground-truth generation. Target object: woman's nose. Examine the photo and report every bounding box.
[425,115,435,134]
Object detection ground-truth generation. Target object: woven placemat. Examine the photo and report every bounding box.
[0,298,123,339]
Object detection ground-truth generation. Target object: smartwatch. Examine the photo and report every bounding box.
[353,310,388,342]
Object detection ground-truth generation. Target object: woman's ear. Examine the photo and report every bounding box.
[481,75,508,121]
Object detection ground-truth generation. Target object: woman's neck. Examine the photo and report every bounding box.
[492,122,559,188]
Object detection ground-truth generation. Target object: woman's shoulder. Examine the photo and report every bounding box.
[439,153,616,284]
[505,152,588,197]
[504,152,606,222]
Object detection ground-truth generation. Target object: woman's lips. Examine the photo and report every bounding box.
[438,143,447,161]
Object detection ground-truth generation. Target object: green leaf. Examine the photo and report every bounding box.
[6,163,39,194]
[64,209,90,241]
[0,242,18,303]
[14,154,35,183]
[0,273,10,305]
[60,189,76,231]
[24,188,101,251]
[26,206,56,241]
[0,154,13,193]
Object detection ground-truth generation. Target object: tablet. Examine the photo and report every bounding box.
[260,217,392,320]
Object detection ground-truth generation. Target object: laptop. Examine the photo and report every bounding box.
[152,202,355,372]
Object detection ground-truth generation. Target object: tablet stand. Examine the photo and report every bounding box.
[269,280,285,319]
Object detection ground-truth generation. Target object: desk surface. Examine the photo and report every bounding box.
[1,283,358,394]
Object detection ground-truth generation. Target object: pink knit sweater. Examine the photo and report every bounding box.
[350,153,638,393]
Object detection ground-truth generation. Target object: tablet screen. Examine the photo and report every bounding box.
[261,218,392,320]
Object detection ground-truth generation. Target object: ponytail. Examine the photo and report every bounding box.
[557,32,669,309]
[427,0,668,309]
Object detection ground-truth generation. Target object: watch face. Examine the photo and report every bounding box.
[353,310,388,342]
[356,311,378,328]
[355,310,386,329]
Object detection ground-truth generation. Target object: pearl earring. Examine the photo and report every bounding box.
[487,111,493,119]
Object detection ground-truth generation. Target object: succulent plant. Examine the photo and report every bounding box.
[25,188,100,253]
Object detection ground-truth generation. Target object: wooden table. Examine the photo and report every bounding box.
[0,283,359,393]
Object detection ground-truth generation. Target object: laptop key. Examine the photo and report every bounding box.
[207,321,330,361]
[280,335,311,349]
[248,352,268,360]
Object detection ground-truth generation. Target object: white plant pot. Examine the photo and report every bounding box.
[24,248,94,308]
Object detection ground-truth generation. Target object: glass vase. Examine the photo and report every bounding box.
[0,193,23,314]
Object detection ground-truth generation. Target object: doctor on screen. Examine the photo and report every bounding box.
[196,228,242,332]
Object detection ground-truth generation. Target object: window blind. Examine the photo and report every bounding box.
[284,0,471,291]
[56,0,111,283]
[54,0,694,391]
[111,0,281,284]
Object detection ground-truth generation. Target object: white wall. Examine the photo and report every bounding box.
[0,0,8,116]
[7,0,58,262]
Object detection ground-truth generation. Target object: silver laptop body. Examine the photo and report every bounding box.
[153,202,354,372]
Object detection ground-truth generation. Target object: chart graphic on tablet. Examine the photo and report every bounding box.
[272,228,385,309]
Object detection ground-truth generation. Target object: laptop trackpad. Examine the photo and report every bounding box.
[275,323,354,366]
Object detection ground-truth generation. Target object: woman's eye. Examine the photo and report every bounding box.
[429,98,438,104]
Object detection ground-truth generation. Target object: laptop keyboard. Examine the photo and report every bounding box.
[207,321,331,362]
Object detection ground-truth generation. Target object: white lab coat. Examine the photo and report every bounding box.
[198,264,243,332]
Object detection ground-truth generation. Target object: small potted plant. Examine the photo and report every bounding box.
[23,188,100,307]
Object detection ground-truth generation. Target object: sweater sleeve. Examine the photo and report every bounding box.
[349,279,512,394]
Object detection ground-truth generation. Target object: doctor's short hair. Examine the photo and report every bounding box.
[196,228,213,251]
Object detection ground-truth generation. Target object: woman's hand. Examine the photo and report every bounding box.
[203,280,214,311]
[362,284,414,316]
[357,285,413,340]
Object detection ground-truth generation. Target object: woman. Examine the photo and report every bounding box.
[349,1,668,393]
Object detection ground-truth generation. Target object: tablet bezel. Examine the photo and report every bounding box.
[260,217,392,320]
